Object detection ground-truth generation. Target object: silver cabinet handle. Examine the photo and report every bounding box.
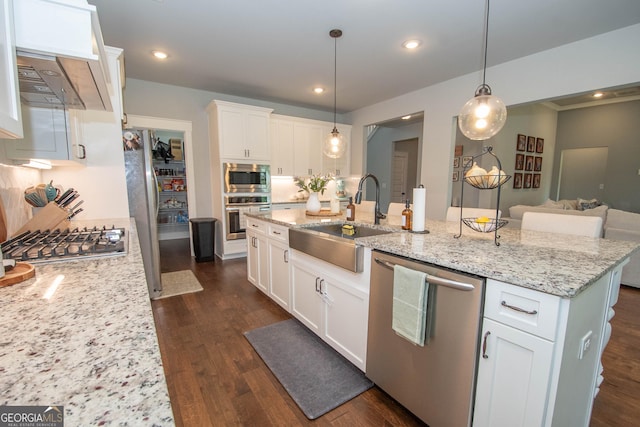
[272,230,281,235]
[284,249,289,263]
[319,278,325,294]
[482,331,491,359]
[501,300,538,315]
[78,144,86,159]
[315,277,320,292]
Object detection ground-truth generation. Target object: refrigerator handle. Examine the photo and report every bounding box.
[153,169,160,217]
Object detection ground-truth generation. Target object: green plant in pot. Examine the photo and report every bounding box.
[294,174,333,213]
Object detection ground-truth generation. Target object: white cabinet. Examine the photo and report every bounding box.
[4,106,86,164]
[474,318,554,427]
[290,248,370,370]
[474,271,623,427]
[0,0,22,139]
[267,223,291,310]
[209,100,272,162]
[270,114,351,177]
[246,218,269,294]
[270,118,294,176]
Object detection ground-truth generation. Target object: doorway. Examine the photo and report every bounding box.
[557,147,608,200]
[391,138,419,203]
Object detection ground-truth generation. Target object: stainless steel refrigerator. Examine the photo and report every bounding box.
[123,129,162,298]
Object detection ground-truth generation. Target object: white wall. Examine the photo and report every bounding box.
[349,24,640,220]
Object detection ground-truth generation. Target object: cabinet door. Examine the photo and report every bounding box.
[0,0,22,139]
[268,239,290,311]
[246,231,258,285]
[321,276,368,369]
[219,108,246,160]
[256,232,269,294]
[291,260,322,335]
[474,318,554,427]
[293,123,322,176]
[245,110,270,161]
[270,119,294,175]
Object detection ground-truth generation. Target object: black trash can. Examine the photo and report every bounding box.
[190,218,217,262]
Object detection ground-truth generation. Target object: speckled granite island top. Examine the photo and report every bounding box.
[248,209,640,298]
[0,218,174,426]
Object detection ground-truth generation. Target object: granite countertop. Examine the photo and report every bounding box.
[247,209,640,298]
[0,218,174,426]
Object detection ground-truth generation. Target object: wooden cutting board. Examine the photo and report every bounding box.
[0,263,35,287]
[0,197,7,242]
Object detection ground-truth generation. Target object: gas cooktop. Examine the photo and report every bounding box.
[2,226,127,264]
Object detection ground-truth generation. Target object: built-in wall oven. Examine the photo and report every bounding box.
[224,163,270,193]
[225,194,271,240]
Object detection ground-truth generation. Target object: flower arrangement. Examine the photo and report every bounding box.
[294,174,333,195]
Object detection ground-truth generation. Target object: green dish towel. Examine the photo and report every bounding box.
[392,264,429,346]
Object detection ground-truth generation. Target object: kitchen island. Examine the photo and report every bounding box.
[247,208,640,426]
[0,219,174,426]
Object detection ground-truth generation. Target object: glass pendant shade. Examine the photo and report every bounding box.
[458,87,507,140]
[323,127,346,158]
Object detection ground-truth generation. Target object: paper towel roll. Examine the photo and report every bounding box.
[412,186,426,232]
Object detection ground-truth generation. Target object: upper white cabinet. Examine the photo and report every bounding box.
[270,114,351,177]
[0,0,23,139]
[209,100,273,162]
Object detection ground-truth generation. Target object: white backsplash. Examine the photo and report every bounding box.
[0,164,42,236]
[271,176,360,203]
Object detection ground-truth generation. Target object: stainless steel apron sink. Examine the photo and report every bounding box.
[289,223,393,272]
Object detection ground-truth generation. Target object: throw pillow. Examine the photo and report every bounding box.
[577,198,601,211]
[557,199,579,210]
[541,199,564,209]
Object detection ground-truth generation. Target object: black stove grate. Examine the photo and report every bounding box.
[2,226,126,263]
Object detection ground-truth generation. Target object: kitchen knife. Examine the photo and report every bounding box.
[57,190,77,207]
[67,208,83,220]
[67,200,84,212]
[56,188,74,205]
[61,193,80,208]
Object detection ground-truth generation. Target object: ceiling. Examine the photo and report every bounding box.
[87,0,640,114]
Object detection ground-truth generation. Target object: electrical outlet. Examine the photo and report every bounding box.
[579,331,593,360]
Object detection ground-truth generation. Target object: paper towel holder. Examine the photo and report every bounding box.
[410,185,429,234]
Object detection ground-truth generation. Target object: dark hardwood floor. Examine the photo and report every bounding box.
[154,238,640,426]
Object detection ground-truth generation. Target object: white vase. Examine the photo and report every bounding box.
[306,192,322,213]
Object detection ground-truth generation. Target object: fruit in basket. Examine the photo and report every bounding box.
[475,216,490,223]
[464,162,487,178]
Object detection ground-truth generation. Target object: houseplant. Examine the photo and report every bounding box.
[294,174,333,212]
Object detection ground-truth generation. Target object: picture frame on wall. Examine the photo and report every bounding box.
[524,173,533,188]
[455,145,463,157]
[515,154,525,170]
[533,173,541,188]
[462,156,473,168]
[534,156,542,172]
[525,155,534,171]
[527,136,536,152]
[536,138,544,153]
[452,171,459,182]
[513,173,523,189]
[517,134,527,151]
[453,157,460,168]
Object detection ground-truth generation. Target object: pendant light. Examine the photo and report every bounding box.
[323,29,346,159]
[458,0,507,140]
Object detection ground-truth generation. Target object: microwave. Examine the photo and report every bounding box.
[224,163,270,193]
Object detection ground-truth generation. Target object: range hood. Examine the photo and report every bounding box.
[13,0,113,111]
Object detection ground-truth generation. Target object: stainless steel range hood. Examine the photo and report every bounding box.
[16,51,112,111]
[13,0,113,112]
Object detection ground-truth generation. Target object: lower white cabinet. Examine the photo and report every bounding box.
[246,219,268,294]
[290,248,370,370]
[474,318,554,427]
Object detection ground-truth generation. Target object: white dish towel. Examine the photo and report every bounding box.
[392,264,429,346]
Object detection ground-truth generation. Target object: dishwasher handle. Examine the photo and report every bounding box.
[374,257,476,292]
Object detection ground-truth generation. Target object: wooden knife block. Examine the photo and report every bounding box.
[14,202,70,237]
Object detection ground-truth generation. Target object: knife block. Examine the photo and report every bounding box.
[13,202,70,237]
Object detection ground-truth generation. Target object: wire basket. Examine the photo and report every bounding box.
[464,174,511,189]
[462,217,509,233]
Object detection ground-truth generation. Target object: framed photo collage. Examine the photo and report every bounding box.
[513,134,543,189]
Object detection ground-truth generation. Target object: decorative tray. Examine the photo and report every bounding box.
[462,217,509,233]
[306,209,343,217]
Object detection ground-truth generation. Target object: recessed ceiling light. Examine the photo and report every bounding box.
[402,39,422,49]
[313,87,325,94]
[152,50,168,59]
[593,92,604,98]
[402,115,412,120]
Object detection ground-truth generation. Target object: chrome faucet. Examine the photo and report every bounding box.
[355,173,386,225]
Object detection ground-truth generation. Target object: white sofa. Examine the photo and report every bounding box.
[504,200,640,288]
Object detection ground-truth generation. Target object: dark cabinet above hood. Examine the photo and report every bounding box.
[13,0,113,112]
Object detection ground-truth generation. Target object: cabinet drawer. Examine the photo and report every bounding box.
[484,279,561,341]
[246,218,267,234]
[268,223,289,243]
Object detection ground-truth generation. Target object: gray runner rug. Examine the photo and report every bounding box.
[244,318,373,419]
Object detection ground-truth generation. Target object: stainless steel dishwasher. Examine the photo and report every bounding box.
[366,250,485,427]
